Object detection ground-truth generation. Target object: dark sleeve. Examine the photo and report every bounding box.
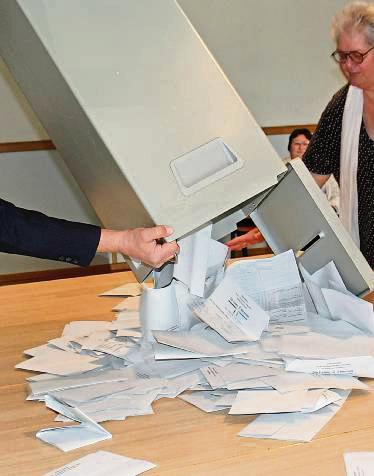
[303,85,349,181]
[0,198,101,266]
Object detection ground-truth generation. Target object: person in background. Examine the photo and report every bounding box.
[0,198,178,269]
[285,128,340,214]
[284,128,312,163]
[303,1,374,268]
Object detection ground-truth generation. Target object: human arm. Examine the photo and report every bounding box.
[97,226,179,268]
[225,227,264,251]
[311,172,331,188]
[0,198,178,268]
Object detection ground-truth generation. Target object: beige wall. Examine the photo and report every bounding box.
[179,0,347,126]
[0,58,47,142]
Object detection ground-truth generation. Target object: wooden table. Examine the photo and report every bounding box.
[1,271,374,476]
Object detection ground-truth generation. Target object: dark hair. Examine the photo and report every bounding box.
[287,128,312,151]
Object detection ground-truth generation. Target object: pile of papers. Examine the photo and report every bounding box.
[16,250,374,452]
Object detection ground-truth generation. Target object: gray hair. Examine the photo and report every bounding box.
[331,2,374,45]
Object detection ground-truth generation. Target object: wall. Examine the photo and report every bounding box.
[179,0,347,126]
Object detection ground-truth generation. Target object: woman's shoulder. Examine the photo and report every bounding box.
[325,83,349,113]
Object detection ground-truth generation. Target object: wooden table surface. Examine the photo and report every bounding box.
[1,271,374,476]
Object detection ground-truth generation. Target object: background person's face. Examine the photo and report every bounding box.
[289,134,309,159]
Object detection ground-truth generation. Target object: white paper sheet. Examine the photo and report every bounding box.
[226,250,307,323]
[322,288,374,334]
[239,390,350,441]
[200,363,279,389]
[43,450,156,476]
[139,280,180,341]
[51,380,135,405]
[193,275,269,342]
[279,334,374,359]
[27,368,134,399]
[285,356,374,378]
[153,324,252,357]
[229,389,309,414]
[262,371,368,392]
[179,391,231,412]
[173,224,213,297]
[36,396,111,451]
[16,348,100,375]
[62,321,113,337]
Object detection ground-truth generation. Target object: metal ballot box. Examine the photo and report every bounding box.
[0,0,372,295]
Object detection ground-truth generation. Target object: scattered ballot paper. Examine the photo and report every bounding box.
[226,250,307,323]
[238,390,350,441]
[15,348,100,375]
[322,288,374,334]
[173,224,213,297]
[192,275,270,342]
[153,323,252,357]
[43,450,156,476]
[285,356,374,378]
[229,389,311,415]
[344,452,374,476]
[36,395,111,451]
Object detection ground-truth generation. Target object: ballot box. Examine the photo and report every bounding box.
[0,0,372,295]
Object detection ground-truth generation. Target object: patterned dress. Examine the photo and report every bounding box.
[303,84,374,268]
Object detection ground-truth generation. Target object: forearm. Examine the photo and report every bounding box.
[98,226,179,268]
[0,199,100,266]
[312,172,331,188]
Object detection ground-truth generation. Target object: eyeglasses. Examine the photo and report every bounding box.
[331,45,374,64]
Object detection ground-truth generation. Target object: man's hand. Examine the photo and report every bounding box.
[226,228,264,251]
[98,225,179,268]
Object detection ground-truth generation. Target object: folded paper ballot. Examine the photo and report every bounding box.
[173,224,228,298]
[37,396,111,451]
[229,389,311,415]
[16,348,101,375]
[238,390,350,442]
[226,250,307,323]
[278,334,374,359]
[27,368,134,400]
[200,363,280,389]
[192,275,270,342]
[43,450,156,476]
[153,324,253,356]
[261,372,368,392]
[179,390,233,412]
[322,288,374,334]
[285,356,374,378]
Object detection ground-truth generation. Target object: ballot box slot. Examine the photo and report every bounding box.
[170,138,243,196]
[299,232,324,255]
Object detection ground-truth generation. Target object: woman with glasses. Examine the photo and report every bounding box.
[303,1,374,268]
